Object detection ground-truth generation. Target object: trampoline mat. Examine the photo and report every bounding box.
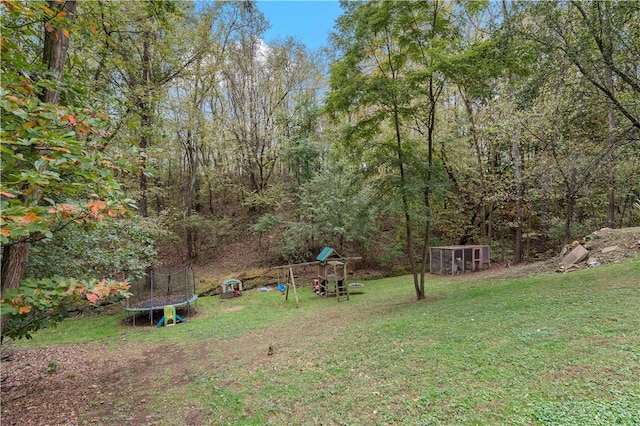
[125,294,198,311]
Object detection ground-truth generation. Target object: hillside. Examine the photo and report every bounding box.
[192,226,640,293]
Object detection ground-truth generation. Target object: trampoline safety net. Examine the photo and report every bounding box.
[125,265,197,325]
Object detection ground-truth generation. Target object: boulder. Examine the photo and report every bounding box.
[562,244,589,268]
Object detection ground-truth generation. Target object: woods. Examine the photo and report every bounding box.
[1,0,639,336]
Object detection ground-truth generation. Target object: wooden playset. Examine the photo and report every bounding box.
[273,247,361,307]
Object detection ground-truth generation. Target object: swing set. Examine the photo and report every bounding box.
[273,247,361,308]
[274,264,301,307]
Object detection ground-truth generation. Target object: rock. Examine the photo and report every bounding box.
[587,257,601,267]
[602,245,619,254]
[562,244,589,268]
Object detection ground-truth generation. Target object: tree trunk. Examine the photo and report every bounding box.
[605,61,617,228]
[502,0,523,264]
[138,34,152,217]
[564,166,577,244]
[419,75,438,300]
[185,129,200,259]
[512,127,523,264]
[607,165,616,229]
[42,1,77,104]
[394,105,420,299]
[462,93,488,242]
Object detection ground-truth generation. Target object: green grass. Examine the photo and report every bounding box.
[4,262,640,425]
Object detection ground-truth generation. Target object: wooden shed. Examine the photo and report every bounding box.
[429,245,490,275]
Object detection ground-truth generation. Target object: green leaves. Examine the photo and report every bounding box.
[0,276,131,340]
[1,21,130,245]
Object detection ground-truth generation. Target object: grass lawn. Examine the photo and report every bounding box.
[3,261,639,425]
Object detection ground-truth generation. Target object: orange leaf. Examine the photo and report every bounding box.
[42,5,55,15]
[0,191,16,198]
[61,203,79,212]
[56,11,67,18]
[62,28,70,39]
[1,229,10,237]
[21,212,42,223]
[88,200,106,215]
[45,21,54,33]
[107,210,117,218]
[41,155,56,162]
[19,306,32,314]
[90,24,97,35]
[23,121,36,128]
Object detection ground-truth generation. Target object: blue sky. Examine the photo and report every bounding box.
[258,1,343,50]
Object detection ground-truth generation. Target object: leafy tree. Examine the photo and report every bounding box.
[161,1,238,258]
[26,217,159,282]
[506,0,639,242]
[278,161,376,262]
[78,0,199,217]
[327,0,455,299]
[1,276,130,340]
[1,0,131,339]
[216,3,318,197]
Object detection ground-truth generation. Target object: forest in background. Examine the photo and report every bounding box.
[1,1,639,336]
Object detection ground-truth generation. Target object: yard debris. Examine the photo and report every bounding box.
[558,244,589,272]
[586,257,601,268]
[556,227,640,273]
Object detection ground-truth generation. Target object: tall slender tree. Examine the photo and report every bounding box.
[328,0,455,299]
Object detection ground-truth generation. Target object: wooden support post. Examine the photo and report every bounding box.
[289,267,299,308]
[344,262,349,301]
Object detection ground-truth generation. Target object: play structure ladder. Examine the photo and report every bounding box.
[328,279,348,301]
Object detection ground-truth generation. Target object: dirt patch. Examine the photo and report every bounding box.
[0,343,192,425]
[221,305,245,313]
[1,344,125,425]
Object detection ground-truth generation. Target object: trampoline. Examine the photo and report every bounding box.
[124,264,198,326]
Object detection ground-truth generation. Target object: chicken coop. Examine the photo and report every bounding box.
[429,245,491,275]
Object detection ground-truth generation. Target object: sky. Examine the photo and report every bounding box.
[257,1,343,51]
